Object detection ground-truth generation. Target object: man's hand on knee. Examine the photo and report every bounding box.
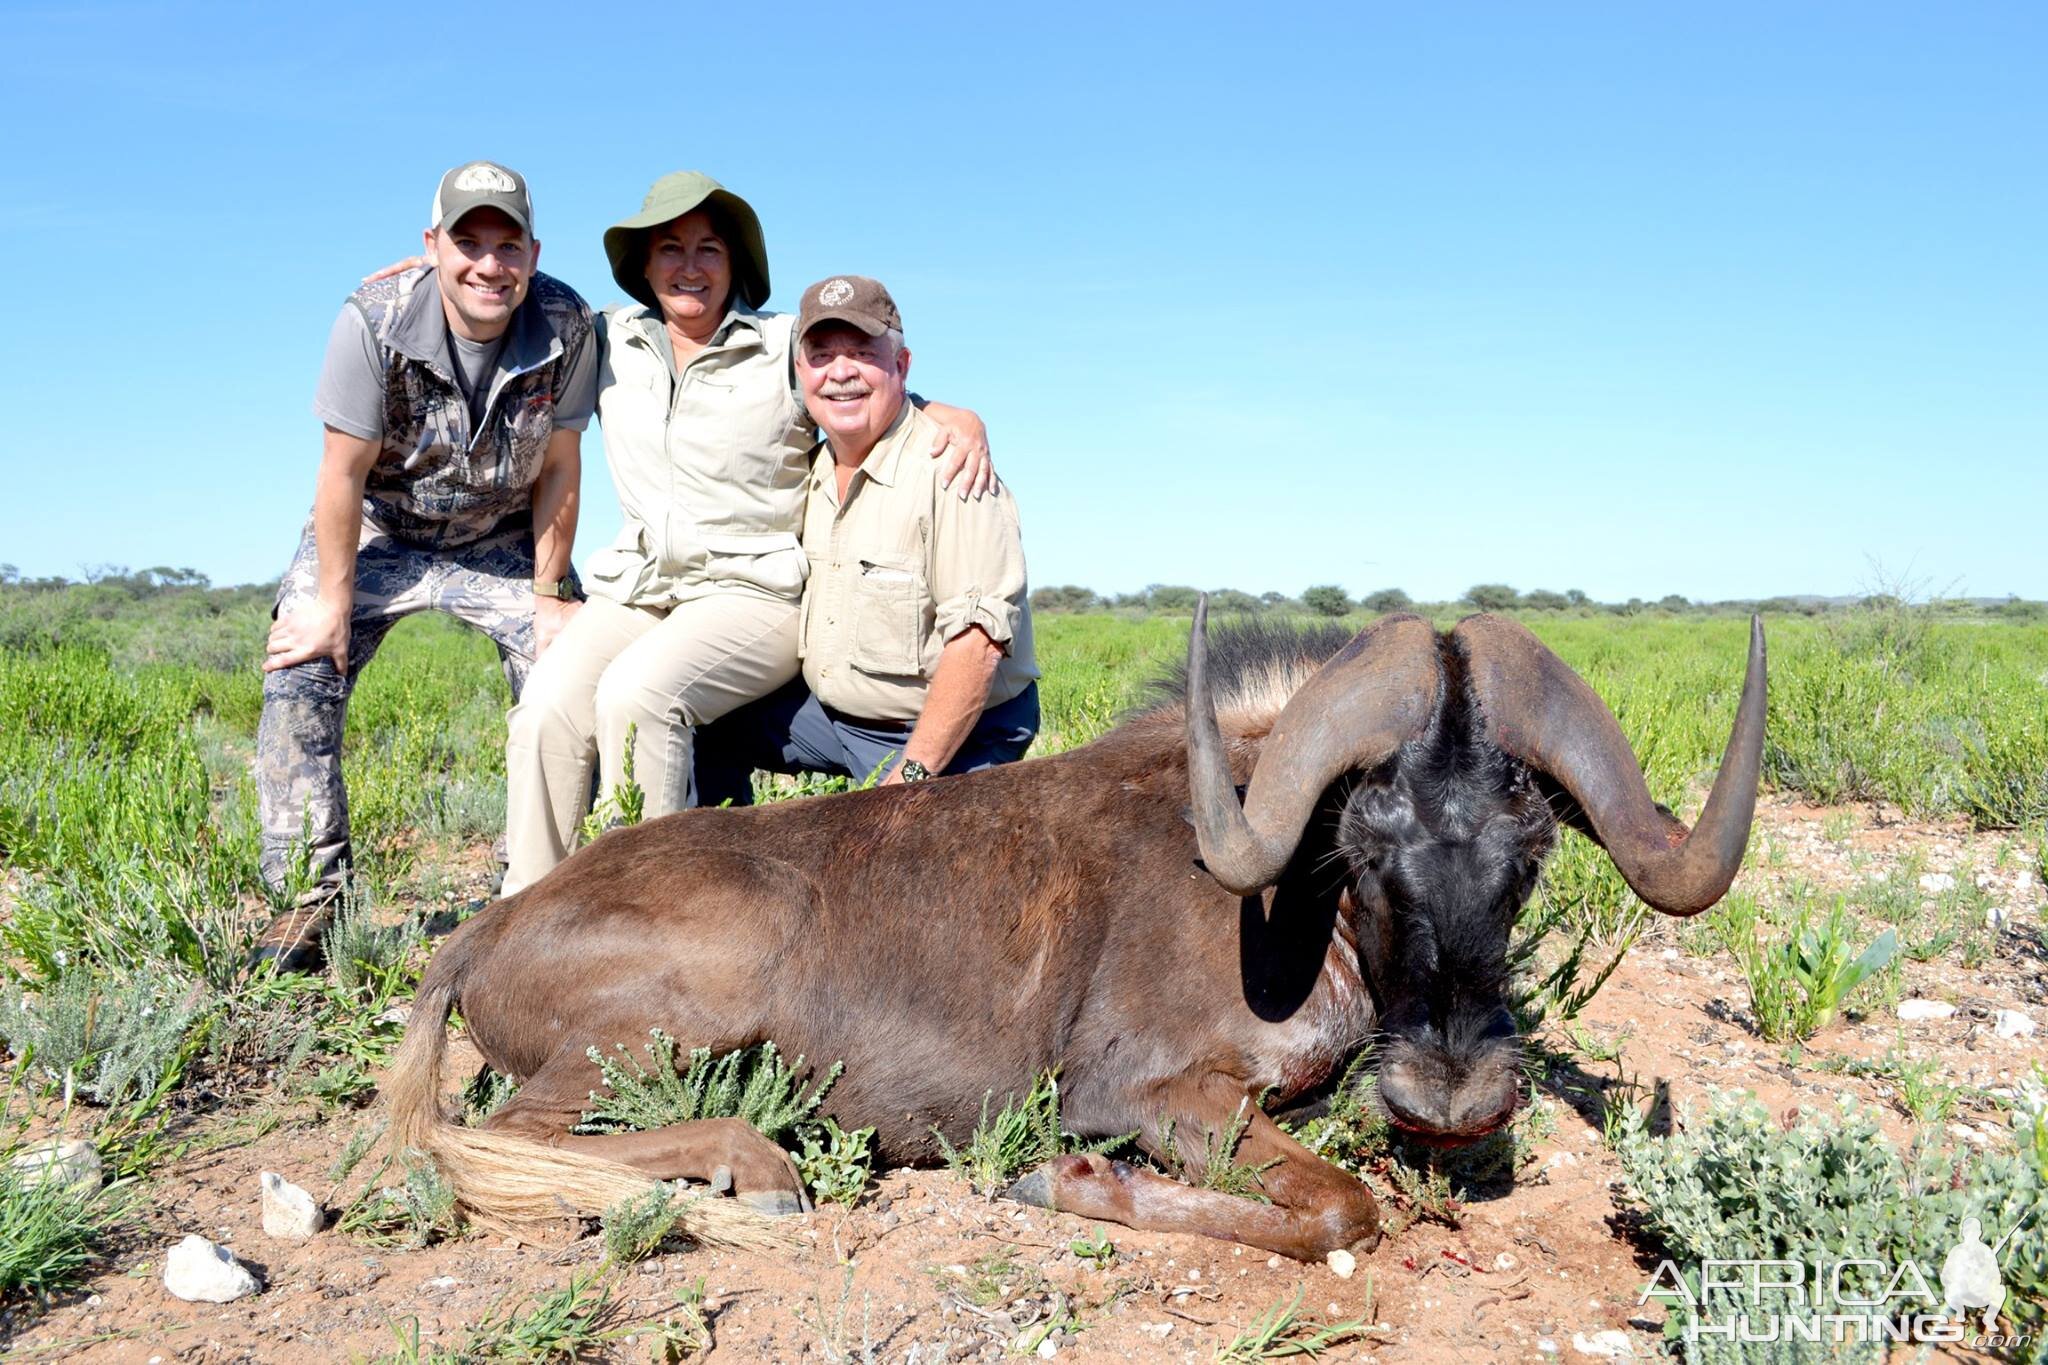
[265,598,351,675]
[533,595,581,658]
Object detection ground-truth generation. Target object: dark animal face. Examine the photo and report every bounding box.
[1336,747,1555,1145]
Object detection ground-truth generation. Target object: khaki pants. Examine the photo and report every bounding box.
[503,592,799,894]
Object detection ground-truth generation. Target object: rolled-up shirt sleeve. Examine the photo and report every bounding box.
[930,483,1028,652]
[311,303,387,440]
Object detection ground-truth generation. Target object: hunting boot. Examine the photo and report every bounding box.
[248,893,337,974]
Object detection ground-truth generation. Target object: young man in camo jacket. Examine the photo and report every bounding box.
[253,160,597,969]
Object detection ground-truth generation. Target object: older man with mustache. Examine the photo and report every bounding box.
[693,276,1039,801]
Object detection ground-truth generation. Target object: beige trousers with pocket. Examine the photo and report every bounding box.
[503,592,800,895]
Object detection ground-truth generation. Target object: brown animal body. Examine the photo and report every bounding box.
[386,605,1765,1260]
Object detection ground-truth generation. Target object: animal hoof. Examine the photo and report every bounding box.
[708,1165,733,1195]
[1003,1168,1053,1209]
[737,1189,806,1217]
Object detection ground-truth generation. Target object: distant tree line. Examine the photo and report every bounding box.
[4,565,2042,626]
[1028,579,2048,622]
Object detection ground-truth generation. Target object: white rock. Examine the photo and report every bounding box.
[163,1235,259,1303]
[1572,1329,1637,1358]
[1495,1252,1518,1271]
[1538,1339,1559,1354]
[1995,1010,2037,1039]
[1036,1337,1058,1359]
[260,1172,321,1240]
[1544,1149,1580,1172]
[7,1138,101,1192]
[1267,1255,1282,1269]
[1326,1248,1357,1279]
[1898,999,1958,1021]
[1137,1321,1173,1339]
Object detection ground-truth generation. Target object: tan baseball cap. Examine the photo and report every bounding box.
[796,275,901,341]
[432,160,533,235]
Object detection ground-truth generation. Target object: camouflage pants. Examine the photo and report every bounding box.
[256,515,547,897]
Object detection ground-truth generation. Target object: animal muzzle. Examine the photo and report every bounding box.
[1374,1036,1523,1147]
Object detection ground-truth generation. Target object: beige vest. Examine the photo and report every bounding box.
[582,305,816,607]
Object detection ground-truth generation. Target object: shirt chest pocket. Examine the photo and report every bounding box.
[850,550,926,677]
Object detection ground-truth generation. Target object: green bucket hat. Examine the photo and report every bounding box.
[604,171,771,312]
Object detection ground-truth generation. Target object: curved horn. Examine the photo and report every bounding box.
[1187,596,1442,896]
[1454,613,1767,916]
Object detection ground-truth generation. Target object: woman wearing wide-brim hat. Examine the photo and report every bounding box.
[500,171,994,892]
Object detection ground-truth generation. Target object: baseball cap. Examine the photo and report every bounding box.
[431,161,533,236]
[796,276,901,341]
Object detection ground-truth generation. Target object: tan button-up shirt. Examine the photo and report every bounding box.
[800,404,1038,722]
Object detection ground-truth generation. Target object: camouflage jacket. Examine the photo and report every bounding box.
[346,266,594,547]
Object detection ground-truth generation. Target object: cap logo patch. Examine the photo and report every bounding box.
[819,278,855,306]
[454,163,518,193]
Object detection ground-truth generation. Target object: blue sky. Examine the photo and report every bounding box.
[2,3,2041,602]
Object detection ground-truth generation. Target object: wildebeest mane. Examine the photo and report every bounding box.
[1141,615,1359,726]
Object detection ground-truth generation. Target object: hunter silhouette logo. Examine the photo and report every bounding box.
[1941,1215,2025,1333]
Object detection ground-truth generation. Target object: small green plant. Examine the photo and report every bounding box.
[580,1033,839,1144]
[1159,1097,1281,1201]
[601,1181,687,1264]
[1720,891,1898,1040]
[794,1117,876,1207]
[327,1121,383,1185]
[461,1068,519,1127]
[798,1258,878,1365]
[336,1152,458,1249]
[381,1271,624,1363]
[647,1278,714,1360]
[1070,1231,1116,1267]
[1821,809,1856,842]
[1815,1042,1967,1128]
[577,724,646,844]
[322,886,421,998]
[1214,1284,1372,1362]
[931,1072,1128,1196]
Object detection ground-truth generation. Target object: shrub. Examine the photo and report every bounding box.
[0,970,203,1106]
[1300,585,1351,617]
[580,1033,839,1145]
[1614,1090,2045,1354]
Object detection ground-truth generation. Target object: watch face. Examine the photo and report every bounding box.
[900,759,931,783]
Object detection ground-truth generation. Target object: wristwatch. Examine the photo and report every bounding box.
[898,759,933,783]
[533,577,576,600]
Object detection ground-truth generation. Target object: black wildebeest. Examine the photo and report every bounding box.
[386,602,1764,1259]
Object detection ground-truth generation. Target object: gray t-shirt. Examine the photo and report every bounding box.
[447,329,505,430]
[312,300,597,440]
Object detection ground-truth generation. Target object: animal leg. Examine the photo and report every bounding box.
[481,1052,810,1215]
[1005,1074,1379,1261]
